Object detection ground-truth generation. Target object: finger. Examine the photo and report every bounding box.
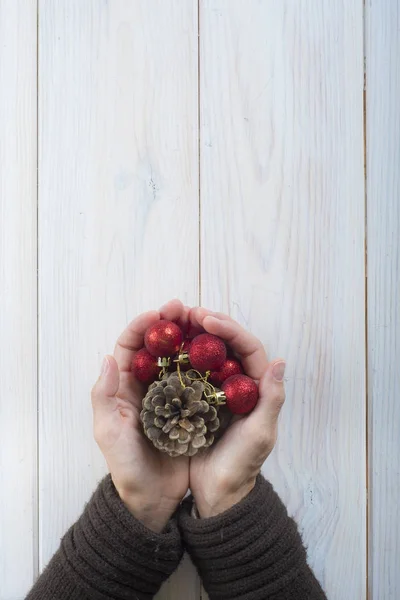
[248,360,286,431]
[114,310,160,372]
[188,305,231,339]
[91,355,120,415]
[187,306,207,338]
[188,306,207,331]
[159,298,191,336]
[202,315,268,380]
[189,306,238,344]
[177,304,191,337]
[159,298,185,322]
[199,307,235,323]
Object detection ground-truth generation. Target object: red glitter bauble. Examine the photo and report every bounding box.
[144,320,183,358]
[209,358,243,387]
[222,374,259,415]
[131,348,160,383]
[189,333,226,372]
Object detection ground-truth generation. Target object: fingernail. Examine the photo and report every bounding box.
[101,357,109,376]
[272,361,286,382]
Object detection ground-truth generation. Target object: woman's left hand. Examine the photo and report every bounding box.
[187,307,286,518]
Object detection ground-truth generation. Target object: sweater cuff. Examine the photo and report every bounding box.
[27,475,183,600]
[179,475,325,600]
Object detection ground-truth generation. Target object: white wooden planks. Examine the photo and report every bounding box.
[199,2,366,599]
[2,1,400,598]
[38,1,199,598]
[0,1,38,598]
[366,2,400,598]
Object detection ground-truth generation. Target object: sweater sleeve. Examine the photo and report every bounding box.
[179,475,327,600]
[26,475,183,600]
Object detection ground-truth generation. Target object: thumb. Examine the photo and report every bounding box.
[251,359,286,429]
[91,355,120,413]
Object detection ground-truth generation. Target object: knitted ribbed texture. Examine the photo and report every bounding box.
[179,475,327,600]
[26,475,183,600]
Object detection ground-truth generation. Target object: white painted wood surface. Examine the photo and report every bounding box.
[199,2,366,599]
[366,2,400,599]
[38,1,199,599]
[0,2,37,599]
[1,1,400,599]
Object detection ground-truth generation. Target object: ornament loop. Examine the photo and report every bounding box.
[176,360,186,389]
[174,351,190,364]
[157,357,171,379]
[157,357,171,368]
[186,369,207,382]
[203,386,226,406]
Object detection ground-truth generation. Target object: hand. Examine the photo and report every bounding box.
[91,299,190,532]
[188,308,286,518]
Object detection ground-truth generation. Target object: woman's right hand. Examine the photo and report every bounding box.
[91,299,191,533]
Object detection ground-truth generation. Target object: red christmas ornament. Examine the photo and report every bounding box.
[209,358,243,387]
[144,320,183,358]
[222,374,259,415]
[189,333,226,372]
[131,348,160,383]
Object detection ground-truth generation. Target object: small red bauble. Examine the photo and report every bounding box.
[222,374,259,415]
[144,320,183,358]
[209,358,243,387]
[131,348,160,383]
[189,333,227,372]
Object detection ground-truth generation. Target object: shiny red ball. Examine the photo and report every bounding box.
[131,348,160,383]
[209,358,243,387]
[144,320,183,358]
[189,333,226,372]
[222,374,259,414]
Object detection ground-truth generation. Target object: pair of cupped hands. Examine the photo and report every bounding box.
[92,299,286,533]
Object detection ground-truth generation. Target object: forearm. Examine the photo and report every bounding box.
[179,475,326,600]
[27,475,183,600]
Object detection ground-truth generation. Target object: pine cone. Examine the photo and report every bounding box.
[140,370,220,457]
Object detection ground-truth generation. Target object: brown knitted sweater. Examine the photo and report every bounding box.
[26,476,183,600]
[180,476,326,599]
[26,475,326,599]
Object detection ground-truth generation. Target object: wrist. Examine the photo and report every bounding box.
[194,478,256,518]
[117,488,179,533]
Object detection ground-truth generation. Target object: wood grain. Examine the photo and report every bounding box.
[5,1,399,598]
[0,2,37,599]
[199,2,366,598]
[366,2,400,598]
[38,1,199,598]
